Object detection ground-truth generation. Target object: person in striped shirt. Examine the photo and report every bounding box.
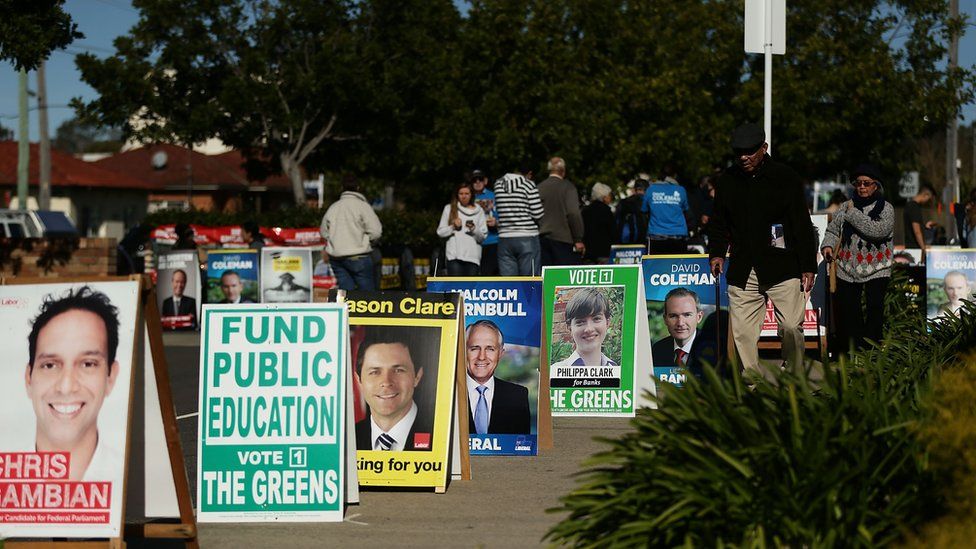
[493,165,544,276]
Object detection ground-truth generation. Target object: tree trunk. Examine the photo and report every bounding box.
[280,152,304,205]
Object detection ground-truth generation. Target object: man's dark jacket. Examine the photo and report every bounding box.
[616,194,648,245]
[467,378,531,435]
[161,295,196,317]
[707,156,817,288]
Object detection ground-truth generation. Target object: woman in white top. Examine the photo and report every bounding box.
[437,182,488,276]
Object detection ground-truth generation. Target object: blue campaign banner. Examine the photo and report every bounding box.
[205,249,260,303]
[644,255,729,386]
[925,248,976,320]
[469,434,536,455]
[427,277,541,456]
[642,254,727,306]
[610,245,647,265]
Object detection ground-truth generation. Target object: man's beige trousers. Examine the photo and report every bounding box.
[727,268,805,382]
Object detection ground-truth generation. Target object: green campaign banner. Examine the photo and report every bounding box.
[543,265,654,416]
[197,304,347,522]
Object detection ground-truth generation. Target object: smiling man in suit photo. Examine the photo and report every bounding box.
[354,329,434,451]
[161,269,197,329]
[465,319,531,435]
[652,288,709,376]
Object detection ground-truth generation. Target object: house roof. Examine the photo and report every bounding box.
[0,141,153,190]
[94,143,292,191]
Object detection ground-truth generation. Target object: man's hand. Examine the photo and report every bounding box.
[821,246,833,262]
[710,257,724,278]
[574,242,585,254]
[925,220,938,229]
[801,272,815,293]
[486,217,497,228]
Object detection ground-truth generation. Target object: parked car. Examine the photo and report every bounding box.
[0,209,78,237]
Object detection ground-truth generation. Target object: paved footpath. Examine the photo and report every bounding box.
[154,332,634,548]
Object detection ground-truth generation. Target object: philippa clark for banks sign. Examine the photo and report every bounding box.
[197,303,347,522]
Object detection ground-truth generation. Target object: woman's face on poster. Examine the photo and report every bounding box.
[569,312,608,356]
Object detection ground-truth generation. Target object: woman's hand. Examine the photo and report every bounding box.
[821,246,833,261]
[452,217,462,230]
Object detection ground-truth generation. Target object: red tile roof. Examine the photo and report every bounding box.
[94,144,292,190]
[0,141,153,189]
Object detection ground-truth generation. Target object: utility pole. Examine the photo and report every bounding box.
[947,0,960,205]
[17,69,29,210]
[38,61,51,211]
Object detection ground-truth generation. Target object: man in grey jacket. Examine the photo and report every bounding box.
[538,157,585,266]
[320,175,383,290]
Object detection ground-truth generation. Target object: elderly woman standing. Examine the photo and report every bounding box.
[820,163,894,351]
[582,183,616,264]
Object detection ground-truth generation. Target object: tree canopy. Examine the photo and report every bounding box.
[53,117,123,154]
[75,0,974,206]
[0,0,80,71]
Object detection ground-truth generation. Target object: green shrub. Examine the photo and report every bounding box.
[903,352,976,548]
[545,272,976,548]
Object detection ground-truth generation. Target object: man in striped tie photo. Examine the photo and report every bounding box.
[354,329,435,452]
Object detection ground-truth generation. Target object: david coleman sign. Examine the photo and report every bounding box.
[197,304,347,522]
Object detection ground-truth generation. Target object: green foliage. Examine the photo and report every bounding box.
[545,273,976,547]
[74,1,973,201]
[905,352,976,548]
[52,116,123,155]
[0,0,81,71]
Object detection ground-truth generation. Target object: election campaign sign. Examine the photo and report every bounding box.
[261,247,313,303]
[197,304,348,522]
[926,249,976,321]
[206,249,260,304]
[335,291,463,489]
[610,244,646,265]
[0,280,140,539]
[643,254,728,388]
[758,213,829,338]
[157,250,201,330]
[427,277,542,456]
[543,265,654,416]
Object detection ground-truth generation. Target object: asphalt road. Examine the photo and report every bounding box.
[133,332,633,548]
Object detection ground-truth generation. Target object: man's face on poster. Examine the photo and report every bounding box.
[664,295,703,346]
[171,270,187,298]
[25,309,119,453]
[358,343,423,426]
[944,273,971,305]
[221,273,243,302]
[466,325,503,384]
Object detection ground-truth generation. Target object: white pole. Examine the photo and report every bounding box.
[764,0,773,155]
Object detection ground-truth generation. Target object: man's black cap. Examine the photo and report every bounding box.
[469,169,486,182]
[731,123,765,151]
[852,162,882,183]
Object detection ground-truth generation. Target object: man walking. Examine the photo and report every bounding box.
[538,157,584,266]
[494,164,544,276]
[903,183,937,261]
[320,175,383,291]
[708,123,817,381]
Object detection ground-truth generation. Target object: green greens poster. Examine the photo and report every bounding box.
[543,265,654,416]
[197,303,348,522]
